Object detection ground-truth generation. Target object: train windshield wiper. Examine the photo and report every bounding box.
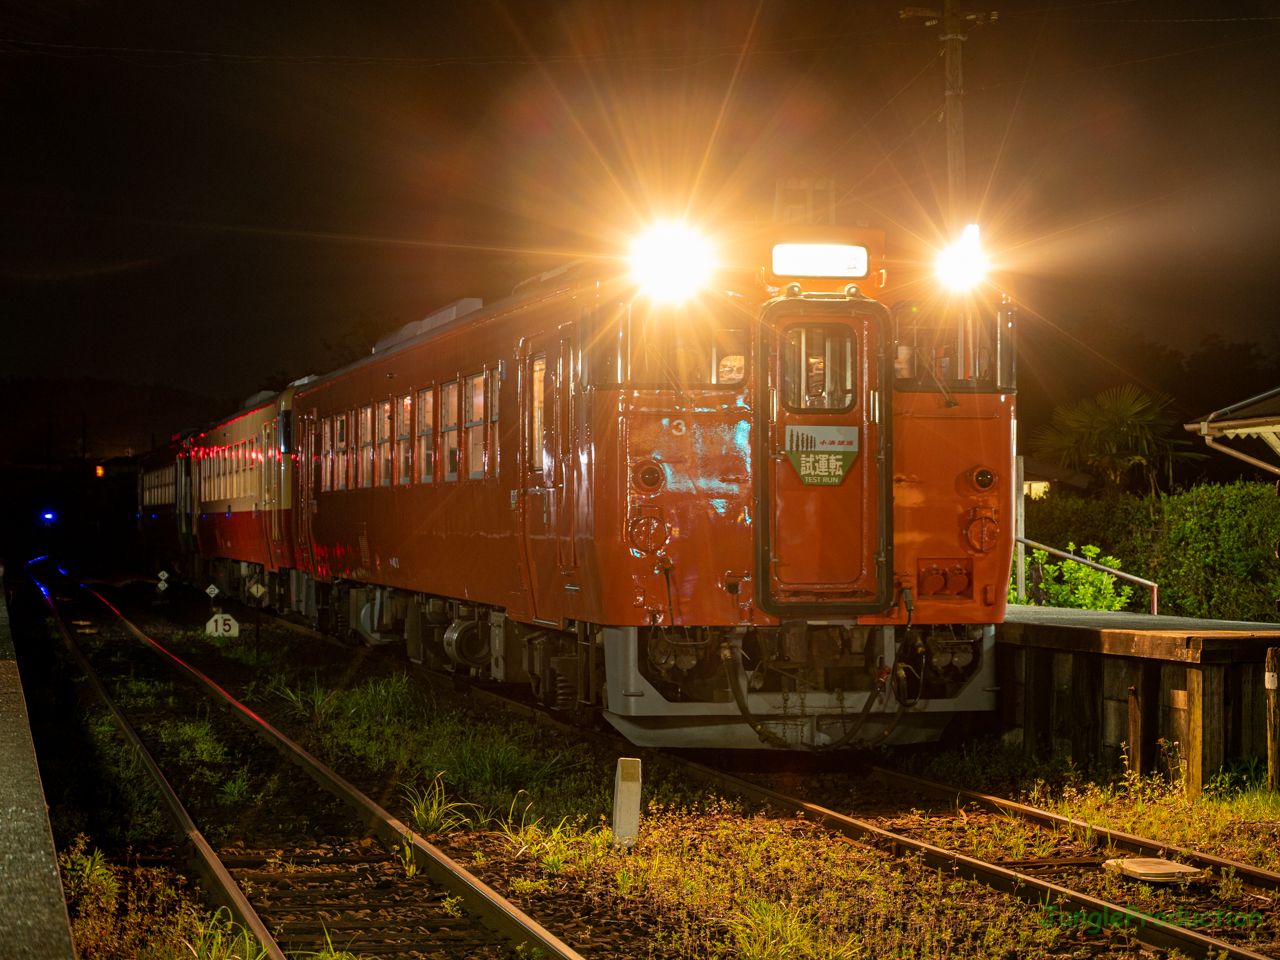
[920,352,959,408]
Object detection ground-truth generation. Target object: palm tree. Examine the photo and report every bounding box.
[1031,384,1204,495]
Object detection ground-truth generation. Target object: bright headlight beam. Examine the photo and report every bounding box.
[630,222,715,304]
[936,224,988,291]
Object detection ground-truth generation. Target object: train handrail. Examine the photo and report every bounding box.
[1016,536,1158,615]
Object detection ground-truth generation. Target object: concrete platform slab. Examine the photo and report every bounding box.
[0,581,76,958]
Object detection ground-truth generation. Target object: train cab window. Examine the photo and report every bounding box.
[530,357,547,473]
[442,381,460,481]
[395,395,412,485]
[416,388,434,483]
[336,414,348,490]
[377,400,392,486]
[892,300,1011,393]
[321,418,333,492]
[591,295,748,388]
[359,406,374,487]
[780,323,855,413]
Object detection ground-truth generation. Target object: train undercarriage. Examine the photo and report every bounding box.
[193,556,997,751]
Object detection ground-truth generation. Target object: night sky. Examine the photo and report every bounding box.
[4,0,1280,424]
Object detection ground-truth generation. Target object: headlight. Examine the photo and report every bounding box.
[936,224,988,291]
[630,221,715,304]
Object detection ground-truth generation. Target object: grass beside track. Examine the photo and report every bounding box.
[120,590,1154,959]
[910,740,1280,875]
[24,611,268,960]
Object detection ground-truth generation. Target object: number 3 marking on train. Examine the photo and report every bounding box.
[671,419,687,436]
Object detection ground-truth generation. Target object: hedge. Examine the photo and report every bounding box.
[1024,482,1280,622]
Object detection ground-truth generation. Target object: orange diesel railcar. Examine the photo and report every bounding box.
[149,224,1015,750]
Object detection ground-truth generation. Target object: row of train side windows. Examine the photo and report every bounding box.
[195,437,264,503]
[318,371,500,491]
[141,464,177,506]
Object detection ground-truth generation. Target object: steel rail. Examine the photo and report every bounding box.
[79,583,586,960]
[869,766,1280,891]
[404,667,1273,960]
[30,575,286,960]
[669,759,1272,960]
[199,602,1274,959]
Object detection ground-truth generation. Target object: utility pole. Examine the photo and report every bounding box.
[901,4,997,235]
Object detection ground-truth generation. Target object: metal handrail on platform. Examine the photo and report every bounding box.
[1016,536,1159,615]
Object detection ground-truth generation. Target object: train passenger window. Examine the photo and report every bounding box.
[378,400,392,486]
[464,374,485,479]
[395,395,411,485]
[531,357,546,473]
[336,414,348,491]
[360,406,374,488]
[780,324,855,413]
[442,381,460,481]
[321,418,332,492]
[416,388,434,483]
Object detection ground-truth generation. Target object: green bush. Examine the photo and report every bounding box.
[1008,543,1133,611]
[1023,482,1280,621]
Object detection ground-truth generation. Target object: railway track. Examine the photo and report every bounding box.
[393,647,1280,960]
[30,564,584,960]
[74,577,1280,959]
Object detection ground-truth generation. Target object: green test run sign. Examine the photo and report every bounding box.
[785,425,859,485]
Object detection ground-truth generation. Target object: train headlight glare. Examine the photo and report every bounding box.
[936,224,988,290]
[630,222,715,304]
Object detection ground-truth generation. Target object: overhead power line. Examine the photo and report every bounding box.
[0,32,929,67]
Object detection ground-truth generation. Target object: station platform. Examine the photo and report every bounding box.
[0,576,76,958]
[996,603,1280,796]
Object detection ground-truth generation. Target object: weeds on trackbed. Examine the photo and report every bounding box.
[60,833,268,959]
[147,612,1096,958]
[908,737,1280,874]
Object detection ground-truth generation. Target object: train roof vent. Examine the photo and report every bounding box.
[242,389,276,410]
[289,374,319,387]
[374,298,484,353]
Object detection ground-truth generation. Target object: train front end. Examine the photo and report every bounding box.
[600,224,1015,750]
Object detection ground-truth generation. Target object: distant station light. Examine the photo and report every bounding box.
[95,465,105,477]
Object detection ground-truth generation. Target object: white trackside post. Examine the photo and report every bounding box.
[612,758,642,848]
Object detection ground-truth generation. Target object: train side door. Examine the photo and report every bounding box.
[755,299,894,617]
[554,324,578,573]
[520,330,566,621]
[296,410,317,575]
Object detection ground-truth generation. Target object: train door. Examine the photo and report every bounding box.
[521,324,578,622]
[295,410,317,575]
[555,324,578,571]
[261,419,282,569]
[754,298,894,617]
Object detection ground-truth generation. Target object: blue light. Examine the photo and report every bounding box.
[42,512,54,521]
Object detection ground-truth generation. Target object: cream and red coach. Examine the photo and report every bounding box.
[140,222,1016,750]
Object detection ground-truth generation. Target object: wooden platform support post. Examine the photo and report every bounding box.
[1186,665,1224,800]
[1071,651,1101,764]
[1126,660,1160,777]
[1023,646,1053,758]
[1267,647,1278,793]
